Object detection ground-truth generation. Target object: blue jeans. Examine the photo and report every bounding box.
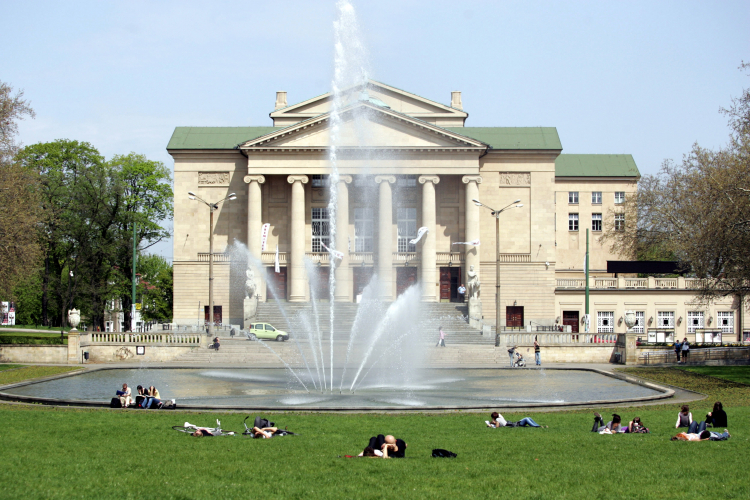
[535,352,541,365]
[688,421,707,434]
[517,417,541,427]
[146,398,161,409]
[709,431,729,441]
[509,352,515,367]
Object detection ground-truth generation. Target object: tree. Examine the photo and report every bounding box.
[604,63,750,299]
[0,80,35,164]
[136,254,173,322]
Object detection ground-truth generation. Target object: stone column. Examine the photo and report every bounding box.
[334,175,353,302]
[462,175,483,328]
[244,175,265,306]
[287,175,309,302]
[418,175,440,302]
[375,175,396,301]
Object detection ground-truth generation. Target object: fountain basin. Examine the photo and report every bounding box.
[0,367,672,410]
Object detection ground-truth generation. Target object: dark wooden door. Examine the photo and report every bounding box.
[396,267,418,297]
[314,267,330,300]
[449,267,461,302]
[563,310,579,333]
[204,305,223,325]
[439,267,451,301]
[506,306,524,328]
[266,267,287,300]
[353,267,374,301]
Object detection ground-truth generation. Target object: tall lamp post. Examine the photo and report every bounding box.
[188,191,236,339]
[472,198,523,336]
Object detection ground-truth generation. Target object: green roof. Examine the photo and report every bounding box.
[167,127,277,150]
[445,127,562,150]
[555,154,640,177]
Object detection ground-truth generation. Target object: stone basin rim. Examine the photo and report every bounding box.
[0,366,676,411]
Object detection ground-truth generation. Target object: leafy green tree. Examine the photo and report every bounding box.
[136,254,173,322]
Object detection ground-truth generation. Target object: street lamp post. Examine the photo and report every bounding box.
[188,191,236,339]
[472,198,523,337]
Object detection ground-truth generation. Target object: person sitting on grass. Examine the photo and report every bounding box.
[628,416,649,433]
[592,413,626,433]
[671,429,731,441]
[487,412,546,428]
[363,434,407,458]
[705,401,728,428]
[676,405,693,428]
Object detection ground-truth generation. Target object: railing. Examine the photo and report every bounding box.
[557,279,585,288]
[88,333,201,344]
[556,276,728,290]
[640,346,750,365]
[625,278,648,288]
[436,252,465,265]
[261,252,288,265]
[305,252,330,264]
[499,254,531,263]
[595,278,617,288]
[654,278,677,289]
[500,332,618,345]
[349,252,374,264]
[393,252,418,263]
[197,253,230,263]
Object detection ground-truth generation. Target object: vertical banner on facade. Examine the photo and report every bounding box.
[274,244,280,273]
[260,223,270,252]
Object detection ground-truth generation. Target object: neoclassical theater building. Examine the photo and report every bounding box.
[168,81,747,340]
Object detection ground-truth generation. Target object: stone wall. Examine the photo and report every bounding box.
[0,345,67,364]
[83,344,197,363]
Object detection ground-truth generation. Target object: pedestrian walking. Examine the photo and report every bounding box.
[534,338,541,366]
[508,346,517,367]
[436,326,446,347]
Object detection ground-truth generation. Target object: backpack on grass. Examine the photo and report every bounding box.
[432,449,457,458]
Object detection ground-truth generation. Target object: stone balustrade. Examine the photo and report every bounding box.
[500,332,618,345]
[88,333,201,345]
[196,253,230,263]
[436,252,465,265]
[261,252,288,265]
[556,276,707,290]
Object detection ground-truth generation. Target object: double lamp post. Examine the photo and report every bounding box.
[188,191,236,338]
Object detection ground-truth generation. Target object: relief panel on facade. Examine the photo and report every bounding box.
[498,172,531,186]
[198,172,230,186]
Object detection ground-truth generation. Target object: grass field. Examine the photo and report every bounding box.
[0,329,69,345]
[1,366,748,500]
[677,365,750,386]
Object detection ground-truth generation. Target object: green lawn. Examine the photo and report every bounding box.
[0,330,68,345]
[677,365,750,386]
[0,367,748,499]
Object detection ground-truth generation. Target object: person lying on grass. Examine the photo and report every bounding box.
[250,426,295,439]
[486,412,546,428]
[592,413,627,433]
[671,429,731,441]
[361,435,407,457]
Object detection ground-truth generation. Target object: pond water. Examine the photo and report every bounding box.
[4,368,664,409]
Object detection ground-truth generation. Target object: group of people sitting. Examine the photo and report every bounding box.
[591,413,649,433]
[116,383,171,409]
[671,402,730,441]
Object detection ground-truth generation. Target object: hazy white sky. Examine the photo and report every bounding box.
[3,0,748,261]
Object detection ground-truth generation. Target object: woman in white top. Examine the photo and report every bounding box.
[676,405,693,428]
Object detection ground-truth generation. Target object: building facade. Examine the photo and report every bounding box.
[168,81,748,340]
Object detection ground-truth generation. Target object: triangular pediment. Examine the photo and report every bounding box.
[270,80,468,127]
[241,101,486,151]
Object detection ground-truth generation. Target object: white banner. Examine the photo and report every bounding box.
[274,244,280,273]
[409,227,429,245]
[452,239,480,246]
[321,242,345,260]
[260,223,270,252]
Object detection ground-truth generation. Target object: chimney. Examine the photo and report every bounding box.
[451,91,462,110]
[275,91,288,110]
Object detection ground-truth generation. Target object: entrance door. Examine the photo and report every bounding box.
[563,310,579,333]
[396,267,418,297]
[313,267,330,300]
[266,267,287,300]
[506,306,524,328]
[204,305,223,326]
[439,267,462,302]
[353,267,374,302]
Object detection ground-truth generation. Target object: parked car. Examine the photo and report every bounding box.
[247,323,289,342]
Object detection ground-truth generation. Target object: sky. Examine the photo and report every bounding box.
[3,0,748,262]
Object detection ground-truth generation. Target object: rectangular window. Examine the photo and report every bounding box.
[354,207,373,252]
[592,213,602,232]
[568,192,579,204]
[687,311,704,334]
[397,176,417,188]
[568,213,579,231]
[657,311,674,329]
[397,207,417,252]
[592,191,602,204]
[615,213,625,231]
[597,311,614,333]
[311,207,330,252]
[633,311,644,334]
[718,311,734,334]
[311,175,329,188]
[615,191,625,204]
